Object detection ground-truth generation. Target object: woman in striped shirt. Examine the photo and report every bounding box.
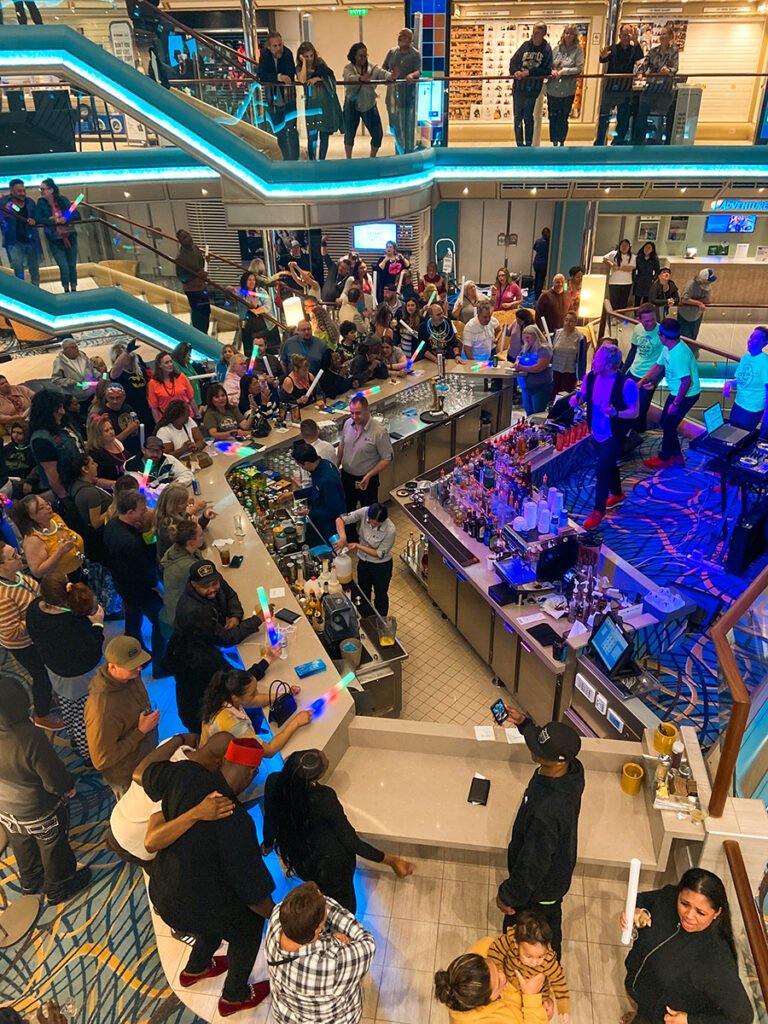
[0,543,62,730]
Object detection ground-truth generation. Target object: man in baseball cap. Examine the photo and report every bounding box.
[677,266,716,342]
[496,707,584,958]
[173,558,263,651]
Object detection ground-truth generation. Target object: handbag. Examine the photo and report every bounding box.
[268,680,297,727]
[251,412,271,438]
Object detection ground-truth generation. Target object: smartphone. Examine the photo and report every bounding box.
[230,554,244,568]
[490,699,509,726]
[467,776,491,806]
[276,607,300,624]
[295,659,327,679]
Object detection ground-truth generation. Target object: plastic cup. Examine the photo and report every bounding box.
[219,547,231,566]
[621,762,644,796]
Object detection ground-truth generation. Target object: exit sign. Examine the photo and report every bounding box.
[348,8,368,14]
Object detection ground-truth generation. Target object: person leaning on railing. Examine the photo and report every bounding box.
[546,25,584,147]
[342,43,390,159]
[594,24,643,146]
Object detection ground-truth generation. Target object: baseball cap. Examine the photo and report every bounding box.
[105,635,151,671]
[189,559,221,583]
[697,268,717,284]
[522,720,581,762]
[144,435,164,450]
[658,318,681,340]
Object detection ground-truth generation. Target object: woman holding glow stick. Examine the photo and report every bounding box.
[200,669,310,749]
[620,867,752,1024]
[262,748,414,913]
[36,179,81,293]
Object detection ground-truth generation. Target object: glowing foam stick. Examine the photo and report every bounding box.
[263,353,275,377]
[9,203,21,213]
[308,671,356,716]
[621,858,642,946]
[140,458,153,492]
[139,423,145,448]
[540,315,553,341]
[405,338,426,371]
[248,350,258,374]
[304,368,323,400]
[65,193,84,220]
[397,268,406,293]
[427,288,438,306]
[257,585,279,645]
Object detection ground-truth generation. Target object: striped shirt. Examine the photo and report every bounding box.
[0,572,40,650]
[488,926,570,1016]
[266,896,375,1024]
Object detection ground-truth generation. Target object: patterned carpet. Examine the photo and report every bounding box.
[546,429,768,747]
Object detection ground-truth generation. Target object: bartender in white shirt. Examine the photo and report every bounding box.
[462,302,503,361]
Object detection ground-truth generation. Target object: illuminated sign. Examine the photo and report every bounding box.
[710,199,768,213]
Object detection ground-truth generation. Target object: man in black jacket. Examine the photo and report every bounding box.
[497,708,584,958]
[174,559,263,648]
[509,23,552,147]
[257,31,299,161]
[103,489,165,677]
[0,675,91,903]
[594,24,643,145]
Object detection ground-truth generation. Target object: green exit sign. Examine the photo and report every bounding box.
[348,8,368,14]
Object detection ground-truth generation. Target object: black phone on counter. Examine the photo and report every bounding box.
[275,607,301,624]
[490,699,509,725]
[467,776,491,806]
[230,555,244,568]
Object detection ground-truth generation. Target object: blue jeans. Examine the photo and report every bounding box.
[520,382,550,415]
[10,242,40,286]
[729,404,762,431]
[51,238,78,291]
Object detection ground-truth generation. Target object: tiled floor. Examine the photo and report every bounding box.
[158,850,635,1024]
[388,504,506,728]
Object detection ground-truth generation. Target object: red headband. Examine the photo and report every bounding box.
[225,737,264,769]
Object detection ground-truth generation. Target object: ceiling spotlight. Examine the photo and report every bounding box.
[604,187,610,193]
[123,191,131,198]
[201,188,209,196]
[680,186,687,193]
[530,186,537,195]
[760,187,765,193]
[462,186,469,194]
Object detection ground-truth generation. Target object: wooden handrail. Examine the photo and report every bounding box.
[724,839,768,1009]
[607,307,735,362]
[138,1,259,77]
[708,566,768,816]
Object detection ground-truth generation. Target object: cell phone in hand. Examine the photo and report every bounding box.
[490,699,509,726]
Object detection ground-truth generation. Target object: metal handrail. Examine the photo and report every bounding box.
[724,839,768,1009]
[137,0,259,77]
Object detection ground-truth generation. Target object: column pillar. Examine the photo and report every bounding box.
[580,200,599,271]
[240,0,259,63]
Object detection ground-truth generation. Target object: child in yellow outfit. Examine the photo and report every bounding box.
[488,910,570,1022]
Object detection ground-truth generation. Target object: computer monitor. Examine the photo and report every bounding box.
[589,612,633,677]
[703,403,725,434]
[704,214,757,234]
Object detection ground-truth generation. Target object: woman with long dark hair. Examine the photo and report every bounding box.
[620,867,752,1024]
[36,178,81,293]
[633,241,661,305]
[295,42,342,161]
[342,42,388,158]
[29,390,83,500]
[172,341,202,407]
[147,352,197,423]
[262,748,413,913]
[203,382,253,441]
[154,399,205,459]
[602,239,636,311]
[200,668,311,751]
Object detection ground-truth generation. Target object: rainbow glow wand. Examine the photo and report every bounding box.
[248,350,258,374]
[140,458,153,492]
[405,338,426,371]
[309,671,356,716]
[257,585,279,645]
[65,193,85,220]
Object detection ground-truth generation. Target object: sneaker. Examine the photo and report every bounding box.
[584,510,604,530]
[644,455,671,470]
[33,714,65,731]
[218,982,270,1018]
[47,866,92,905]
[180,956,229,988]
[606,493,625,510]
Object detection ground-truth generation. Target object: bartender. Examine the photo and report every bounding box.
[292,441,346,544]
[724,325,768,433]
[337,395,394,511]
[571,342,639,531]
[333,503,396,615]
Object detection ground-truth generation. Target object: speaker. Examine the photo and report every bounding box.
[726,500,768,575]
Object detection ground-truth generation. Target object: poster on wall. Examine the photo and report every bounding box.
[109,21,148,146]
[638,219,660,242]
[635,20,688,54]
[667,216,689,241]
[449,21,589,124]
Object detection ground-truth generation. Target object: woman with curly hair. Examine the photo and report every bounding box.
[154,480,213,562]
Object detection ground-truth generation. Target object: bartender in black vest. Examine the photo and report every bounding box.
[570,341,639,531]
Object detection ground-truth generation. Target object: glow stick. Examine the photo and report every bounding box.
[248,350,258,374]
[304,368,324,400]
[140,458,153,492]
[65,193,84,220]
[139,423,145,448]
[309,671,356,715]
[264,354,275,377]
[397,268,405,293]
[9,203,21,213]
[540,315,553,341]
[405,338,426,371]
[257,585,279,645]
[621,858,642,946]
[427,288,438,306]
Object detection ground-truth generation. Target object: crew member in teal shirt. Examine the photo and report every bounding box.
[724,326,768,435]
[638,318,701,469]
[623,303,662,432]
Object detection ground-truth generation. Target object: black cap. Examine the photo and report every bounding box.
[522,720,581,763]
[189,559,220,583]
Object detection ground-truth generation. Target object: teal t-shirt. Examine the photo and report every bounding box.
[656,341,701,398]
[629,323,663,377]
[733,351,768,413]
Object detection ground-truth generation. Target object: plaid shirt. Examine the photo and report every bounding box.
[265,897,375,1024]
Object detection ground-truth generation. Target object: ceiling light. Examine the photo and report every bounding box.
[760,187,765,193]
[604,187,610,193]
[123,191,131,198]
[680,186,687,193]
[462,186,469,194]
[201,188,209,195]
[530,187,537,195]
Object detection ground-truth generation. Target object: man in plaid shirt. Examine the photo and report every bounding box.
[266,882,375,1024]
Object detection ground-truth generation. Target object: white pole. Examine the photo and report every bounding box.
[621,858,642,946]
[304,368,324,399]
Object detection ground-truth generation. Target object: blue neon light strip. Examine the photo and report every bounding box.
[0,274,222,359]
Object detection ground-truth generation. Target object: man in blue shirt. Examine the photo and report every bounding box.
[293,441,346,544]
[0,179,42,287]
[279,321,330,376]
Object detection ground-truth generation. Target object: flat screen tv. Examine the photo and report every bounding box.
[704,214,756,234]
[352,222,397,250]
